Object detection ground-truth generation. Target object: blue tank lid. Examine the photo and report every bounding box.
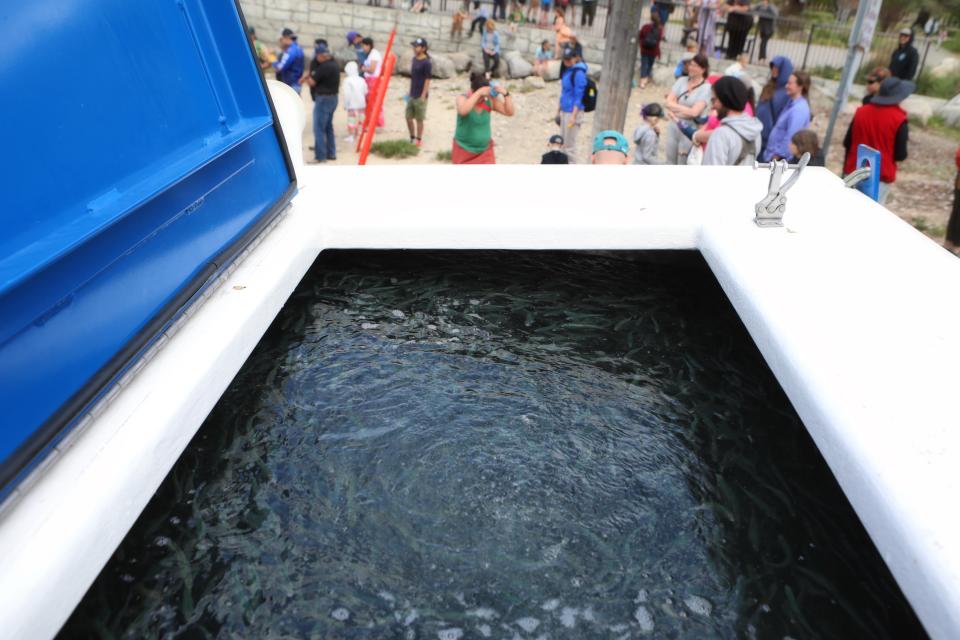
[0,0,296,493]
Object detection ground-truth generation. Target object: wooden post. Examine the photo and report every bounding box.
[592,0,645,138]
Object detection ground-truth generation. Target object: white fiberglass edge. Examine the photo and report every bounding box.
[2,83,957,639]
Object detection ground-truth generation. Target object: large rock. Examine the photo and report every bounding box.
[504,51,533,79]
[523,75,546,90]
[448,51,472,73]
[430,53,456,79]
[544,59,562,81]
[652,64,676,87]
[335,47,359,71]
[901,94,947,125]
[394,50,455,79]
[931,57,960,78]
[939,94,960,127]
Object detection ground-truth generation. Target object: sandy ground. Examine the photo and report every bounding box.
[298,70,958,238]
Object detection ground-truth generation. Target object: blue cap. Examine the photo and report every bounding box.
[592,130,629,156]
[315,42,329,55]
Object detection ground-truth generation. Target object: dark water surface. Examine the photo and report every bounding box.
[62,251,925,639]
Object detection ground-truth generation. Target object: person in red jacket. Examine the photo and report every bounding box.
[638,12,662,90]
[945,146,960,254]
[843,77,914,205]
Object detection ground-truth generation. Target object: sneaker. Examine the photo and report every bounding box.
[415,138,422,147]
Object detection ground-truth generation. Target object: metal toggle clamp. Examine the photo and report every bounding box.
[752,152,811,227]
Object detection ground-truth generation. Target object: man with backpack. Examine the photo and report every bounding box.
[638,12,662,89]
[557,46,594,163]
[702,76,763,166]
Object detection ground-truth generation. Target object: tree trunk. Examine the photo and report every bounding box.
[593,0,644,138]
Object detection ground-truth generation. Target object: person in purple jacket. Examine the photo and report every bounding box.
[762,70,811,161]
[755,55,793,157]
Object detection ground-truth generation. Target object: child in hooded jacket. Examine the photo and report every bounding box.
[342,61,368,141]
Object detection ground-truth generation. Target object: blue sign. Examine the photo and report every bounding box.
[856,144,881,202]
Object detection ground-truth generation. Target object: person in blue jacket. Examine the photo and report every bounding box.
[755,55,793,157]
[556,46,588,163]
[274,28,305,93]
[762,70,811,161]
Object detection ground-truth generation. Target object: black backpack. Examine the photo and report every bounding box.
[642,26,660,50]
[570,67,598,112]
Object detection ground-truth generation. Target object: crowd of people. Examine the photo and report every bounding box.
[249,3,951,223]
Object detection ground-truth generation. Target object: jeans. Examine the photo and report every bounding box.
[580,1,595,26]
[758,32,771,60]
[483,52,500,75]
[640,54,655,78]
[313,94,338,160]
[560,110,583,163]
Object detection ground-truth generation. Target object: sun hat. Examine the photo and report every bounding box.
[871,77,915,105]
[592,130,630,156]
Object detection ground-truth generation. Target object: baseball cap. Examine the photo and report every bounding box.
[315,42,329,55]
[549,134,564,145]
[281,28,296,38]
[562,46,577,59]
[899,28,912,36]
[592,130,629,156]
[411,37,428,48]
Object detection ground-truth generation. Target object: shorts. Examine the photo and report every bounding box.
[405,97,428,121]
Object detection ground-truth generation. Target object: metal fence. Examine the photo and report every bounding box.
[330,0,938,80]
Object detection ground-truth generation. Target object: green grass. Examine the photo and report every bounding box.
[943,31,960,54]
[808,64,843,81]
[915,69,960,100]
[910,114,960,141]
[369,139,420,159]
[435,150,452,162]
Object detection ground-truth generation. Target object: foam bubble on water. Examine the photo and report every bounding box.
[683,595,713,617]
[391,310,406,318]
[427,324,437,330]
[404,609,419,626]
[437,628,463,640]
[154,536,170,547]
[331,607,350,621]
[469,299,480,305]
[516,617,540,632]
[582,607,596,622]
[405,629,415,640]
[609,624,629,633]
[559,607,578,628]
[478,624,492,637]
[379,591,396,604]
[454,592,467,607]
[634,606,655,633]
[634,589,649,603]
[760,603,771,613]
[467,608,498,620]
[361,323,379,330]
[541,599,560,612]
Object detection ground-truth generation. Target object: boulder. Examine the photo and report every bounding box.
[931,57,960,78]
[652,64,675,87]
[504,51,533,79]
[430,53,456,79]
[544,59,562,81]
[938,94,960,127]
[448,51,472,73]
[901,94,946,125]
[393,50,455,79]
[335,47,359,71]
[523,75,546,90]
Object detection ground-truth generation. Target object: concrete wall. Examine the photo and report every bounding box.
[240,0,607,64]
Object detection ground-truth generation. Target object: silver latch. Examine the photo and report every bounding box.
[753,152,811,227]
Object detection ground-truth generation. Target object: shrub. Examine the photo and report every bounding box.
[915,69,960,100]
[435,150,453,162]
[369,139,421,159]
[808,65,843,80]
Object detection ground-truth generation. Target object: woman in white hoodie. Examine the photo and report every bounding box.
[341,61,368,142]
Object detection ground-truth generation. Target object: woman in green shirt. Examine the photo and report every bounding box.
[452,72,515,164]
